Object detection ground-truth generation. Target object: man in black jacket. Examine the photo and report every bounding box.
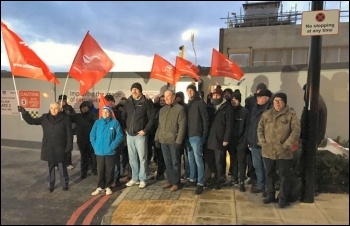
[184,84,209,195]
[228,90,250,192]
[58,94,76,170]
[205,85,234,190]
[122,83,154,189]
[70,101,98,179]
[18,103,73,192]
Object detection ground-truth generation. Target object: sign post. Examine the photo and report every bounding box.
[301,10,340,36]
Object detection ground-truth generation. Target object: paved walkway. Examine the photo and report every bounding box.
[102,180,349,225]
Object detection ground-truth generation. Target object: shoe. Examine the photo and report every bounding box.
[126,180,138,187]
[263,196,276,204]
[80,174,87,179]
[278,199,287,208]
[139,181,147,189]
[213,184,221,190]
[184,181,197,188]
[250,186,264,193]
[120,171,130,178]
[245,177,251,184]
[63,187,69,191]
[170,185,179,192]
[49,187,54,193]
[67,165,75,170]
[239,183,246,192]
[162,182,172,189]
[262,191,267,198]
[195,185,204,195]
[156,174,165,181]
[231,180,239,187]
[105,187,112,195]
[91,187,104,196]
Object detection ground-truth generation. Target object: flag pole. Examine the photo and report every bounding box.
[63,31,90,108]
[12,74,23,120]
[60,74,70,109]
[191,32,197,66]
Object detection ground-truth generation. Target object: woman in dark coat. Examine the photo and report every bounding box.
[18,102,73,192]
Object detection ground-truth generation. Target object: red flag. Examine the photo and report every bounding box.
[210,48,244,81]
[98,94,116,119]
[174,56,199,84]
[69,32,114,95]
[1,21,59,84]
[150,54,175,85]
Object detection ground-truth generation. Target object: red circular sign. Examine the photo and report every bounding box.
[316,13,325,22]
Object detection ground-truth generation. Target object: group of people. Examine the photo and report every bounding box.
[18,81,302,208]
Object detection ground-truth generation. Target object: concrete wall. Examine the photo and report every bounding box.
[1,67,349,147]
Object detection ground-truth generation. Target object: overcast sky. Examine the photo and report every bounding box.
[1,1,349,72]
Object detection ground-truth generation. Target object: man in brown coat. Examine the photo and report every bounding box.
[258,93,300,208]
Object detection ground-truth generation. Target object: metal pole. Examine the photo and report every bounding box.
[300,1,323,203]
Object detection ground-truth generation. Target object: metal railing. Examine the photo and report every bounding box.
[222,10,349,28]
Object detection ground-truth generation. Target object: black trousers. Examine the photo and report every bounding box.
[246,148,257,181]
[155,146,166,175]
[78,142,97,176]
[264,158,292,201]
[204,149,225,185]
[228,142,247,183]
[47,161,69,189]
[96,155,115,189]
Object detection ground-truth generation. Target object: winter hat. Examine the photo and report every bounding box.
[232,90,242,102]
[186,84,197,92]
[104,94,115,103]
[130,82,143,93]
[58,95,67,101]
[102,106,113,113]
[256,83,267,92]
[255,88,272,98]
[274,92,287,104]
[212,85,223,97]
[223,88,233,95]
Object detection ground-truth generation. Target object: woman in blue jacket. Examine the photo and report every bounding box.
[90,106,123,196]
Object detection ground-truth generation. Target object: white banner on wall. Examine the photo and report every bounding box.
[1,90,19,115]
[67,90,161,112]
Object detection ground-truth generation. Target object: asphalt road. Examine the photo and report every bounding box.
[1,146,123,225]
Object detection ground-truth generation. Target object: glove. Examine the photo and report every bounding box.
[175,143,182,152]
[155,140,160,148]
[18,106,26,113]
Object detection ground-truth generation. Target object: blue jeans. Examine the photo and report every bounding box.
[126,134,148,182]
[250,147,266,190]
[186,136,204,185]
[161,143,181,185]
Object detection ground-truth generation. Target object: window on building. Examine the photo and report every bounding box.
[292,48,308,65]
[265,49,280,66]
[228,53,250,67]
[252,49,265,66]
[227,48,251,67]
